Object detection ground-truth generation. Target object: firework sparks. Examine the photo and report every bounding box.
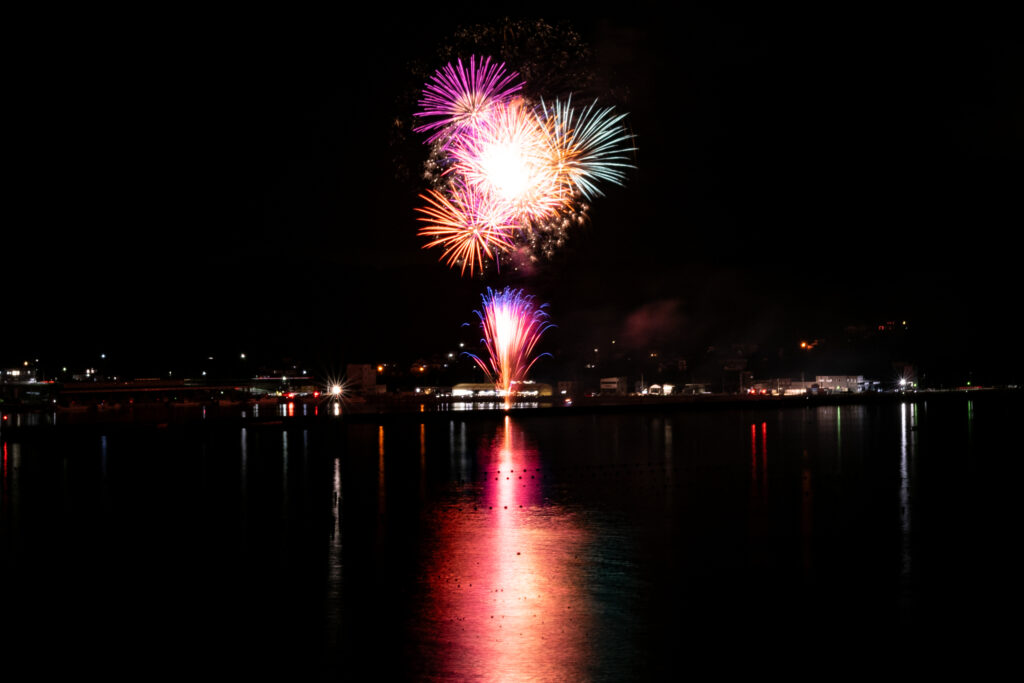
[416,186,519,276]
[466,287,553,406]
[543,96,636,200]
[414,55,524,144]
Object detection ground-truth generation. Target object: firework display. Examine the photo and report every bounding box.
[466,287,553,404]
[413,55,635,273]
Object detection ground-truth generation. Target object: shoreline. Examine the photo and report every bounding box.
[1,387,1018,438]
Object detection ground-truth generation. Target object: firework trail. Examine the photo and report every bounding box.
[466,287,553,406]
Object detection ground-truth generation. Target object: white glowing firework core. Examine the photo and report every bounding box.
[477,141,533,202]
[454,100,563,221]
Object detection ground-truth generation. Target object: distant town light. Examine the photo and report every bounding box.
[331,384,342,396]
[240,353,246,359]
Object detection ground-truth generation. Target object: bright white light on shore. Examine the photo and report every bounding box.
[331,384,342,396]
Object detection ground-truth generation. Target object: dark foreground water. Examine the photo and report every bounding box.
[1,395,1017,679]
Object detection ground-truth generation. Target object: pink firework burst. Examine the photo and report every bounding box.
[414,55,524,144]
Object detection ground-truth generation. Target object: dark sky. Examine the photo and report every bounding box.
[7,6,1021,380]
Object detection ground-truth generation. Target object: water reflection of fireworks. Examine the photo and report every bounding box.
[414,416,590,680]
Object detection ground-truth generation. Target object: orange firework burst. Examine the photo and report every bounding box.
[416,186,519,276]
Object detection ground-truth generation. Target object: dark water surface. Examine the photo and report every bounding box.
[1,396,1015,679]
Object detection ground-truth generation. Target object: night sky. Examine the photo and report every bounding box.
[7,7,1021,383]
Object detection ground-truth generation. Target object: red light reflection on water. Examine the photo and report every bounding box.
[750,423,757,482]
[749,422,770,543]
[761,422,768,497]
[418,416,590,680]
